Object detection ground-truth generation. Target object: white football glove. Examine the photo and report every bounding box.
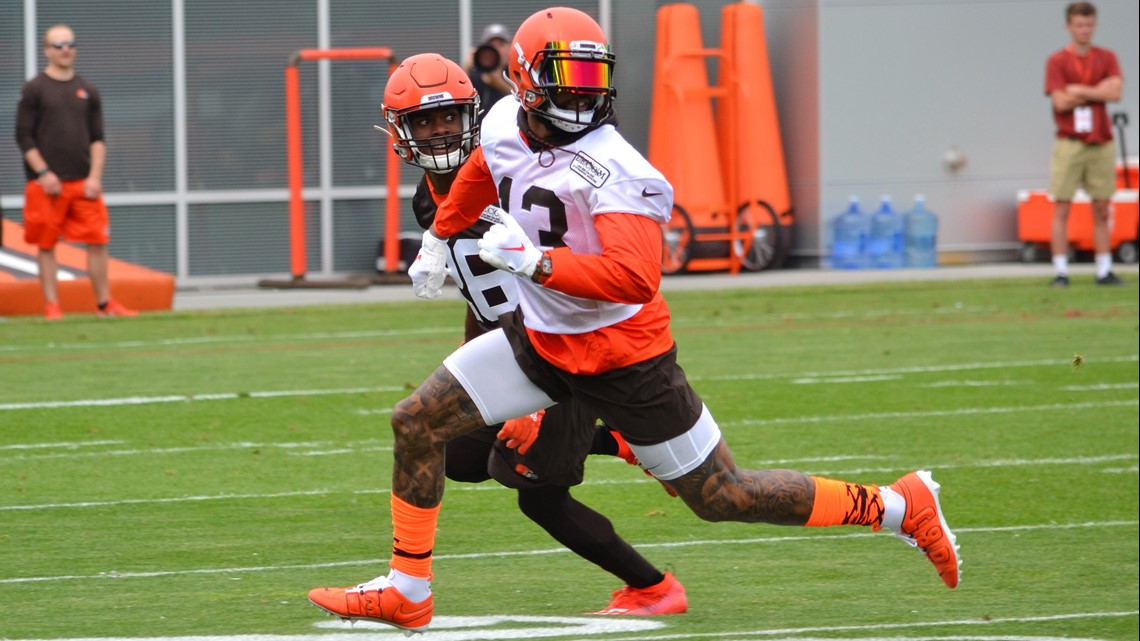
[407,230,450,299]
[477,206,541,278]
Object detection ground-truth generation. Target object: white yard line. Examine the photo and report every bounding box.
[724,399,1138,427]
[3,355,1137,412]
[0,386,407,411]
[0,520,1134,585]
[589,610,1139,641]
[2,453,1135,512]
[15,609,1135,641]
[694,354,1139,383]
[0,303,1038,355]
[0,326,459,353]
[0,439,125,451]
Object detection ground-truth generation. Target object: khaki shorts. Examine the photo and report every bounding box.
[1050,137,1117,201]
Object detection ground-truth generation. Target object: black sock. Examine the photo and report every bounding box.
[517,485,664,588]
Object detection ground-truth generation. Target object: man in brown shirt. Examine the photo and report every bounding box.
[15,24,136,319]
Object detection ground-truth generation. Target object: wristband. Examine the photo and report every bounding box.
[36,167,50,178]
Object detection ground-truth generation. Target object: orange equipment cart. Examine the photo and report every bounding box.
[1017,160,1139,265]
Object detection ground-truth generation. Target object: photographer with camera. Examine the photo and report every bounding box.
[467,23,513,118]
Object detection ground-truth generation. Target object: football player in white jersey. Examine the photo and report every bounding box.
[352,51,687,618]
[309,9,960,634]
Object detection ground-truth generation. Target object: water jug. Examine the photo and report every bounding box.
[904,195,938,268]
[868,195,904,268]
[831,196,867,269]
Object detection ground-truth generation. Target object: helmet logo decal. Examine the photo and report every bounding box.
[568,40,606,55]
[420,91,454,105]
[514,42,531,73]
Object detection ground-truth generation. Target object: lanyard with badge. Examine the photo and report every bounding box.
[1070,47,1094,134]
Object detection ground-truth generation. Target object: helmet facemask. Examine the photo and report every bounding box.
[382,97,480,173]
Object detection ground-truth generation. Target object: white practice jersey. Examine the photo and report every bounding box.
[479,98,674,335]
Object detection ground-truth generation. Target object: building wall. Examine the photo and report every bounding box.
[814,0,1139,265]
[2,0,1136,282]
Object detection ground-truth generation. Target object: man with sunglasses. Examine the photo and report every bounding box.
[15,24,136,320]
[309,7,960,634]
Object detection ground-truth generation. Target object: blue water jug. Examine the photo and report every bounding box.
[868,195,904,269]
[904,195,938,268]
[832,196,868,269]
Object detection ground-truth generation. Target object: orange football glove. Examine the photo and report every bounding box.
[497,409,545,455]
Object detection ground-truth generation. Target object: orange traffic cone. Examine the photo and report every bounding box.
[717,1,792,271]
[649,3,728,273]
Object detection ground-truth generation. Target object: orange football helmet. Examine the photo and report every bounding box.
[506,7,615,133]
[380,53,480,172]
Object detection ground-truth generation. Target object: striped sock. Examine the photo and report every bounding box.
[389,495,439,579]
[805,476,885,528]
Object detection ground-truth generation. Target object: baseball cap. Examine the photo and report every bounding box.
[480,23,511,45]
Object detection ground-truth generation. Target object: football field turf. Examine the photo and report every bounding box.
[1,275,1137,640]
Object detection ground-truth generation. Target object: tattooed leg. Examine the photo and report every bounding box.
[390,365,487,508]
[666,439,815,525]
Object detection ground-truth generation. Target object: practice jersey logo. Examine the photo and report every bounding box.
[76,88,89,99]
[570,151,611,187]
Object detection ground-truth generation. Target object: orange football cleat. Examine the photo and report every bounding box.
[889,470,961,589]
[309,576,432,634]
[592,571,687,616]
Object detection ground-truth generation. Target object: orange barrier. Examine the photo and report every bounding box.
[649,2,791,274]
[284,48,399,281]
[0,220,175,317]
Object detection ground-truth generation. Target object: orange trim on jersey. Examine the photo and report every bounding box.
[544,213,662,302]
[526,297,673,374]
[425,178,446,206]
[434,146,499,237]
[528,213,672,374]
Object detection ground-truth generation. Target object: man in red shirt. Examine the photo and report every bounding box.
[1044,2,1124,287]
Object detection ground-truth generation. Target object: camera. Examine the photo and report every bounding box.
[473,23,510,74]
[473,44,501,73]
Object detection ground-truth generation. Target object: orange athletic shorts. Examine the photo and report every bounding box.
[22,179,110,249]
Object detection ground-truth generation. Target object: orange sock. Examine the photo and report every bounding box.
[805,476,884,528]
[390,495,440,578]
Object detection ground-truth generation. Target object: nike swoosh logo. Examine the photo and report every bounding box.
[642,188,662,197]
[394,600,434,624]
[502,245,527,252]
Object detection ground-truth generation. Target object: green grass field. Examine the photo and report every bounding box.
[1,276,1137,640]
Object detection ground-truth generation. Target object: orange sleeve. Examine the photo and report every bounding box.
[542,213,662,304]
[434,146,499,237]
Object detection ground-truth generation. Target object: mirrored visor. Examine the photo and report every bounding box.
[537,45,612,89]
